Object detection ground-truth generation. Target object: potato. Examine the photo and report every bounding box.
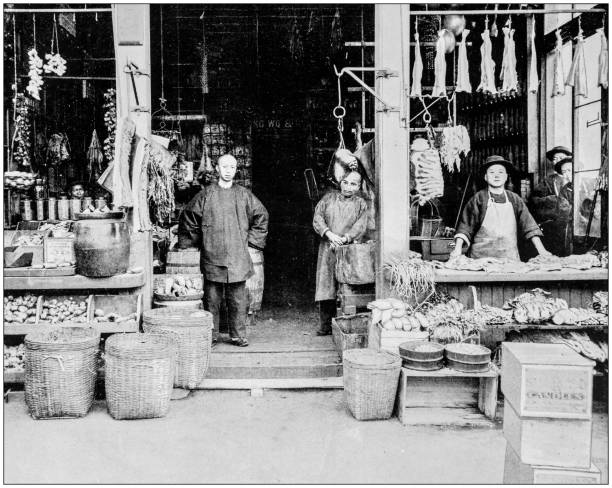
[94,309,105,318]
[25,316,36,324]
[382,320,395,330]
[380,309,393,324]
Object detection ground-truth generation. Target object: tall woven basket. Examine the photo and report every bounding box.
[342,349,402,421]
[104,333,177,420]
[25,327,100,420]
[142,309,214,389]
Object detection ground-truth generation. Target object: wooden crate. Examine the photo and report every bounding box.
[167,249,200,266]
[89,294,142,332]
[368,322,429,355]
[43,237,75,265]
[503,444,601,484]
[501,343,594,419]
[396,366,499,426]
[37,294,92,325]
[338,283,375,315]
[503,399,592,469]
[331,313,370,353]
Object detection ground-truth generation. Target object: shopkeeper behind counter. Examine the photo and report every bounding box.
[451,155,551,261]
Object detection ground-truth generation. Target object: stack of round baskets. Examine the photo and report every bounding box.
[342,349,402,421]
[25,327,100,419]
[142,308,213,389]
[104,333,177,420]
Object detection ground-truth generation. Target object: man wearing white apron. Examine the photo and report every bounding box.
[452,155,551,260]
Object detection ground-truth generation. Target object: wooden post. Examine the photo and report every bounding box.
[112,4,153,309]
[374,4,411,298]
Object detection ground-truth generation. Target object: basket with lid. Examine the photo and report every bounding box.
[399,341,445,371]
[142,309,214,389]
[104,333,177,420]
[24,327,100,419]
[445,343,492,373]
[342,349,402,420]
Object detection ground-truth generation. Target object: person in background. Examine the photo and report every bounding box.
[69,182,86,199]
[178,154,269,347]
[313,170,368,336]
[530,146,574,256]
[451,155,551,261]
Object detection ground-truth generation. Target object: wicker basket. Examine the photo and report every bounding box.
[104,333,177,420]
[24,327,100,419]
[142,309,214,389]
[342,348,402,421]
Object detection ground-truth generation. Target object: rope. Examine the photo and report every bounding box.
[333,74,346,149]
[160,6,165,101]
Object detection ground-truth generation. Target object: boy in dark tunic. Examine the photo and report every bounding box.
[178,154,269,347]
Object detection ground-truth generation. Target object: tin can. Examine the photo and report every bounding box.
[58,196,70,221]
[83,196,93,210]
[48,197,57,220]
[36,199,45,221]
[22,198,33,221]
[70,199,82,220]
[95,197,107,210]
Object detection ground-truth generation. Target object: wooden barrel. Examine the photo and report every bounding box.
[246,247,264,313]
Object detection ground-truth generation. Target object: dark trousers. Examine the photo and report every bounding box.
[318,299,337,333]
[204,280,248,340]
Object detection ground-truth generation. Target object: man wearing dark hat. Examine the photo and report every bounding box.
[529,146,573,256]
[451,155,550,260]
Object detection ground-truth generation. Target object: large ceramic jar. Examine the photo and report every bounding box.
[74,212,130,277]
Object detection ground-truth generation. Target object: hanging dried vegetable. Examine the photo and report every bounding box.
[552,30,566,97]
[598,27,608,90]
[431,30,447,97]
[11,95,32,168]
[103,88,117,163]
[87,129,104,175]
[565,26,588,97]
[528,20,539,94]
[410,31,424,97]
[456,29,471,93]
[477,23,497,94]
[26,48,44,100]
[46,133,70,165]
[384,254,436,303]
[500,20,518,93]
[147,139,177,224]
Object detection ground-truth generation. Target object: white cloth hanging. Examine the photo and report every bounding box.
[410,31,424,97]
[456,29,472,93]
[432,30,447,97]
[477,27,497,94]
[528,20,539,94]
[552,30,566,97]
[566,30,588,98]
[598,28,608,90]
[500,24,518,92]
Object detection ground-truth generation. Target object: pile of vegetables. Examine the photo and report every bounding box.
[103,88,116,163]
[593,291,609,315]
[39,297,87,324]
[155,275,203,298]
[505,288,568,324]
[4,344,25,372]
[147,140,177,224]
[39,221,72,235]
[92,309,137,324]
[13,233,44,246]
[367,298,428,332]
[4,171,36,190]
[551,307,607,326]
[4,295,38,324]
[384,252,436,303]
[528,253,601,271]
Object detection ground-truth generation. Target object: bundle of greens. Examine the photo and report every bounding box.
[384,253,435,303]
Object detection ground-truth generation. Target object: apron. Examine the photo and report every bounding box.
[469,191,521,261]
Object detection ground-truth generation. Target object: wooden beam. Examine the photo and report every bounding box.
[196,377,344,390]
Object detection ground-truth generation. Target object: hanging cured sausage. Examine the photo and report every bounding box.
[410,31,424,97]
[500,20,518,93]
[598,27,608,90]
[566,26,588,98]
[552,30,566,97]
[456,29,471,93]
[432,30,447,97]
[529,19,539,94]
[477,22,497,94]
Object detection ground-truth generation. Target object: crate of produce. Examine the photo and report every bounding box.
[3,293,41,325]
[104,333,177,420]
[24,327,100,419]
[503,399,592,469]
[343,348,402,421]
[503,444,601,484]
[331,313,370,353]
[368,322,429,355]
[501,342,594,419]
[143,309,214,389]
[153,274,203,301]
[89,294,142,332]
[4,230,47,268]
[4,344,25,377]
[38,295,92,325]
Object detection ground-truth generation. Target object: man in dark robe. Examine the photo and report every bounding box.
[178,154,269,347]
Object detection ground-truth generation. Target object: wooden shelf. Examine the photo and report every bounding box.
[4,272,145,290]
[487,323,608,332]
[401,365,499,378]
[434,268,608,283]
[3,321,139,336]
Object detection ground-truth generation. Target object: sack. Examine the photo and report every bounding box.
[335,241,376,285]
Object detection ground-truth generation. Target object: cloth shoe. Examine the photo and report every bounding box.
[231,337,249,347]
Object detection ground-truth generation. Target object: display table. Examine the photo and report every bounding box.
[4,272,145,290]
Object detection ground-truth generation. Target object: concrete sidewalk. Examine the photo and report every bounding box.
[4,389,608,484]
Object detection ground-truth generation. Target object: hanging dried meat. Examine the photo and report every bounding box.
[477,24,497,94]
[431,30,447,97]
[439,125,470,173]
[410,31,424,97]
[411,138,444,205]
[566,27,588,97]
[528,20,539,94]
[455,29,471,93]
[598,27,608,90]
[500,21,518,93]
[46,133,70,166]
[552,30,566,97]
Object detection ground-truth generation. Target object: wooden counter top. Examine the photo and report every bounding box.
[4,272,145,290]
[434,268,608,283]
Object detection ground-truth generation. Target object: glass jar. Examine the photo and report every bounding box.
[34,179,45,200]
[70,198,82,220]
[58,196,70,221]
[48,197,57,220]
[22,198,33,221]
[95,197,107,210]
[83,196,93,210]
[36,199,45,221]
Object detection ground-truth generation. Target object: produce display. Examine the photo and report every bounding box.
[4,171,37,190]
[39,221,72,235]
[551,308,607,326]
[12,233,44,246]
[367,298,426,332]
[91,309,137,323]
[384,252,436,302]
[4,344,25,373]
[39,297,88,324]
[593,291,609,315]
[155,275,203,297]
[4,295,38,324]
[505,288,568,324]
[446,342,488,355]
